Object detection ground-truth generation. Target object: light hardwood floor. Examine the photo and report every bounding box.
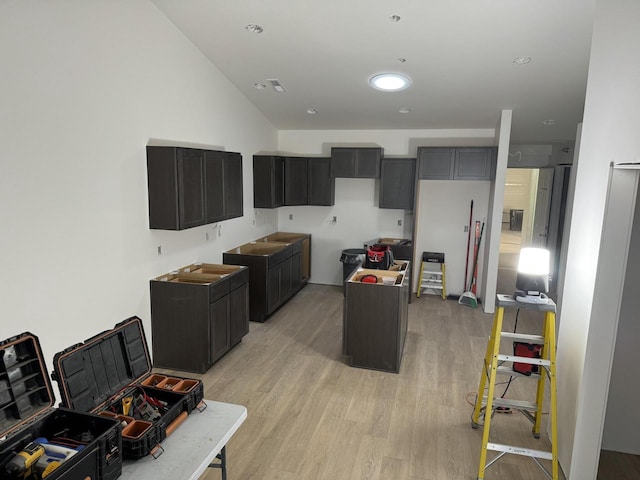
[157,283,577,479]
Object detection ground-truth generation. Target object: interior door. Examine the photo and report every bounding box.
[532,168,554,246]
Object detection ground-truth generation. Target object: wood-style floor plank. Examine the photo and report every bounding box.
[153,284,634,479]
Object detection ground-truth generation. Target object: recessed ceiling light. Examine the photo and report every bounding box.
[253,82,266,89]
[389,15,401,22]
[245,24,263,34]
[397,57,407,63]
[542,119,557,125]
[306,108,318,115]
[513,56,532,65]
[399,107,411,114]
[369,73,411,92]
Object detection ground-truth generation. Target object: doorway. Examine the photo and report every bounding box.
[497,168,555,295]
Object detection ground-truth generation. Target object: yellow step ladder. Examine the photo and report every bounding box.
[416,252,446,299]
[471,294,558,480]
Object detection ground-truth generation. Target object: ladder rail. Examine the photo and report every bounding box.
[472,297,558,480]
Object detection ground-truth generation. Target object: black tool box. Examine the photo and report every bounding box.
[51,316,204,460]
[0,332,122,480]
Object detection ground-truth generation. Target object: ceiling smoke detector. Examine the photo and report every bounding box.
[369,73,411,92]
[245,24,263,34]
[399,107,411,114]
[266,79,286,92]
[306,108,318,115]
[513,56,532,65]
[542,119,557,125]
[389,15,401,22]
[253,82,266,89]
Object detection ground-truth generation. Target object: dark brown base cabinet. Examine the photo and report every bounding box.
[223,233,311,323]
[343,263,410,373]
[150,264,249,374]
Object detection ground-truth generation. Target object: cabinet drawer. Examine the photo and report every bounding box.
[266,245,292,268]
[209,279,230,303]
[228,267,249,290]
[289,240,303,255]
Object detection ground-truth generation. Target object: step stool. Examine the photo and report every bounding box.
[416,252,446,299]
[471,294,558,480]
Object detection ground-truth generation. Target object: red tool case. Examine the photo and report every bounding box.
[51,316,205,459]
[0,332,122,480]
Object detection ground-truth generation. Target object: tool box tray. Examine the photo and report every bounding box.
[51,316,204,459]
[0,332,121,480]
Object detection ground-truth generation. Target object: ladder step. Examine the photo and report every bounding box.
[496,365,541,379]
[500,332,545,344]
[497,354,550,367]
[482,396,538,411]
[487,442,553,461]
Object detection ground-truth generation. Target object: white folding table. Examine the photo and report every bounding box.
[120,400,247,480]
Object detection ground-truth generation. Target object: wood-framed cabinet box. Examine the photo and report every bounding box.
[379,157,416,210]
[253,155,284,208]
[146,146,243,230]
[330,147,383,178]
[254,155,335,207]
[150,264,249,373]
[223,233,311,322]
[417,147,496,181]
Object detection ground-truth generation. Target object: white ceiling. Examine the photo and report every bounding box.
[152,0,595,144]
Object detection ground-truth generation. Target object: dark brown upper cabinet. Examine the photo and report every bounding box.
[379,158,416,210]
[284,156,308,206]
[253,155,284,208]
[307,157,335,206]
[254,155,335,208]
[147,146,243,230]
[330,147,383,178]
[417,147,496,181]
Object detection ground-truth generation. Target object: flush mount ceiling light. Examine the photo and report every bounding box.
[369,73,411,92]
[513,56,532,65]
[245,23,263,34]
[306,108,318,115]
[389,14,401,22]
[398,107,411,114]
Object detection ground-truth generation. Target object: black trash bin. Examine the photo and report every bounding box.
[340,248,366,283]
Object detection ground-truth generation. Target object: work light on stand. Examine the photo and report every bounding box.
[514,247,550,304]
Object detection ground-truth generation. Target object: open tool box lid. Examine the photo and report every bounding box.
[0,332,56,441]
[50,316,152,413]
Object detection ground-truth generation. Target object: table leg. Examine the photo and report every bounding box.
[208,446,227,480]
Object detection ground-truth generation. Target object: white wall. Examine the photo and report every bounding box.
[602,171,640,453]
[414,181,490,297]
[0,0,278,395]
[278,129,496,285]
[556,0,640,477]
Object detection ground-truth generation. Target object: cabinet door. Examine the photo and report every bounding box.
[210,296,230,364]
[204,150,225,223]
[379,158,416,210]
[454,148,494,180]
[354,148,382,178]
[177,148,206,228]
[417,148,455,180]
[291,252,302,292]
[229,283,249,346]
[253,156,284,208]
[267,264,282,312]
[280,257,292,302]
[308,157,335,206]
[224,152,243,218]
[284,157,308,205]
[330,148,356,178]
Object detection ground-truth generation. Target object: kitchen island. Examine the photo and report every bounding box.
[343,261,410,373]
[223,232,311,322]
